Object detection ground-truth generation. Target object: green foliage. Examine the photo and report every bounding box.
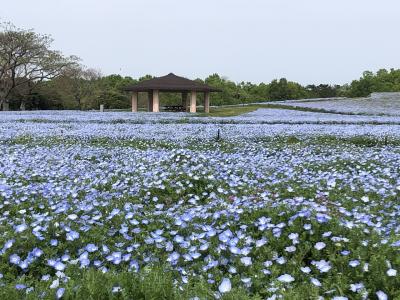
[347,68,400,97]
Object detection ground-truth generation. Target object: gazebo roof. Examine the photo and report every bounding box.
[123,73,221,92]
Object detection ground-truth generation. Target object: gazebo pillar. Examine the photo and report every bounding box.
[148,91,153,112]
[204,92,210,113]
[152,89,160,112]
[131,92,138,112]
[182,92,188,112]
[190,91,197,113]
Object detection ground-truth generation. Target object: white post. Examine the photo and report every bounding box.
[190,91,197,113]
[153,90,160,112]
[100,104,104,112]
[204,92,210,113]
[131,92,138,112]
[2,102,10,111]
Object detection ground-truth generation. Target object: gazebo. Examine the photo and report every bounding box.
[123,73,221,113]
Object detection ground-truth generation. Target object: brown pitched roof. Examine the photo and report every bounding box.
[123,73,221,92]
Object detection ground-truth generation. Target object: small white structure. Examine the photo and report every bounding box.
[100,104,104,112]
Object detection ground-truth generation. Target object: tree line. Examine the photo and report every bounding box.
[1,22,400,111]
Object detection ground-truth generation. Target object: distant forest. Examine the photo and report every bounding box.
[2,23,400,111]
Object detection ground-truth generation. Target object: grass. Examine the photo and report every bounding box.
[200,105,265,117]
[201,102,381,117]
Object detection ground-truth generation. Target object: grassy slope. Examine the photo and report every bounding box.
[200,103,365,118]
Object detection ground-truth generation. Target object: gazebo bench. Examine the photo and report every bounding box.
[163,105,186,112]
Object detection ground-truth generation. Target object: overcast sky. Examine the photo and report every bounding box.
[2,0,399,85]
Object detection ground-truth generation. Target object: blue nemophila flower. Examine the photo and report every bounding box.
[50,239,58,246]
[264,261,273,267]
[301,266,311,273]
[15,223,28,233]
[229,246,241,255]
[277,274,294,283]
[228,266,237,274]
[9,254,21,265]
[15,284,27,290]
[56,288,65,299]
[391,240,400,247]
[276,257,286,265]
[61,254,70,261]
[50,279,59,289]
[350,283,364,292]
[310,278,321,287]
[349,260,360,267]
[376,290,388,300]
[255,238,267,247]
[66,230,79,241]
[240,257,252,266]
[18,260,28,269]
[312,260,331,273]
[3,239,14,250]
[32,247,44,257]
[54,261,66,271]
[285,246,296,253]
[85,244,98,253]
[314,242,326,250]
[42,274,51,281]
[218,278,231,293]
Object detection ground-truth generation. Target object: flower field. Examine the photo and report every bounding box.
[276,96,400,116]
[0,109,400,299]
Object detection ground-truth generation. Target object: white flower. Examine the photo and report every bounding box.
[310,278,321,286]
[361,196,369,203]
[349,282,364,292]
[218,278,231,293]
[112,286,122,293]
[363,263,369,272]
[285,246,296,253]
[376,291,388,300]
[349,260,360,267]
[387,268,397,276]
[50,279,60,289]
[277,274,294,283]
[67,214,78,220]
[314,242,326,251]
[301,266,311,273]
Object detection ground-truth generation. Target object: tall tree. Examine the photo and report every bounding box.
[55,65,101,110]
[0,22,77,110]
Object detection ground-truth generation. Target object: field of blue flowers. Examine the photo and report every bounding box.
[0,110,399,299]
